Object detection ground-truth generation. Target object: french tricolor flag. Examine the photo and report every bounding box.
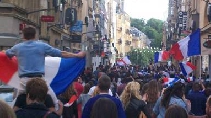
[116,56,131,66]
[170,29,201,60]
[179,61,196,77]
[162,77,180,87]
[154,51,169,63]
[0,52,85,95]
[116,59,125,66]
[187,77,194,82]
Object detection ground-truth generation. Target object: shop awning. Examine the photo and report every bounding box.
[0,33,21,46]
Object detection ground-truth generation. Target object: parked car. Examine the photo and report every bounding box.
[0,85,14,106]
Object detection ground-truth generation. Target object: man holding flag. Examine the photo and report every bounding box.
[4,26,86,107]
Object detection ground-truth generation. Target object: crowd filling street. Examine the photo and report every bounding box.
[2,62,211,118]
[1,0,211,117]
[0,26,210,118]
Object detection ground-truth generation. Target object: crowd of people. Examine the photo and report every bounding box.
[1,26,211,118]
[1,64,211,118]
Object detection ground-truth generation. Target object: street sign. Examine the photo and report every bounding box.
[19,23,26,30]
[70,20,83,33]
[41,15,55,22]
[178,11,187,31]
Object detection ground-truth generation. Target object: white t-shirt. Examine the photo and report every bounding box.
[88,86,113,96]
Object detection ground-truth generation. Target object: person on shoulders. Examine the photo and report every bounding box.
[5,26,86,105]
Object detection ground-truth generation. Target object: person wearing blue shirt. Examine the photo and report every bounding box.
[5,26,86,108]
[153,82,188,118]
[82,75,126,118]
[186,82,207,116]
[6,26,85,78]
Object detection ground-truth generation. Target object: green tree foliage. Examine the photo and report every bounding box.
[147,18,163,33]
[131,18,146,31]
[128,48,156,66]
[131,18,164,48]
[129,18,164,65]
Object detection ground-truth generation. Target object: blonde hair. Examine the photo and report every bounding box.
[0,100,16,118]
[92,86,100,97]
[120,81,141,109]
[206,95,211,117]
[207,95,211,106]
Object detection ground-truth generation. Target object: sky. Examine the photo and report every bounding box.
[124,0,169,21]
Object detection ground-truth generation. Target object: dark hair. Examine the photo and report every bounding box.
[147,80,160,103]
[98,75,111,92]
[91,98,118,118]
[165,105,188,118]
[98,72,106,78]
[83,83,91,94]
[140,83,149,96]
[192,82,201,92]
[161,82,185,108]
[88,81,94,88]
[26,78,48,102]
[59,83,76,99]
[23,26,36,40]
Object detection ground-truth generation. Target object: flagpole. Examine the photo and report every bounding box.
[199,55,202,80]
[191,56,194,77]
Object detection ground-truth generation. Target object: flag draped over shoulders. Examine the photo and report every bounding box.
[0,52,85,95]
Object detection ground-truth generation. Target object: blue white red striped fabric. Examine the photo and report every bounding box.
[0,52,85,95]
[170,29,201,60]
[187,77,194,82]
[116,59,125,66]
[116,56,131,66]
[179,61,196,76]
[162,77,180,87]
[154,51,169,63]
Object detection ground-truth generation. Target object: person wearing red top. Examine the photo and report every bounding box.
[74,76,84,118]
